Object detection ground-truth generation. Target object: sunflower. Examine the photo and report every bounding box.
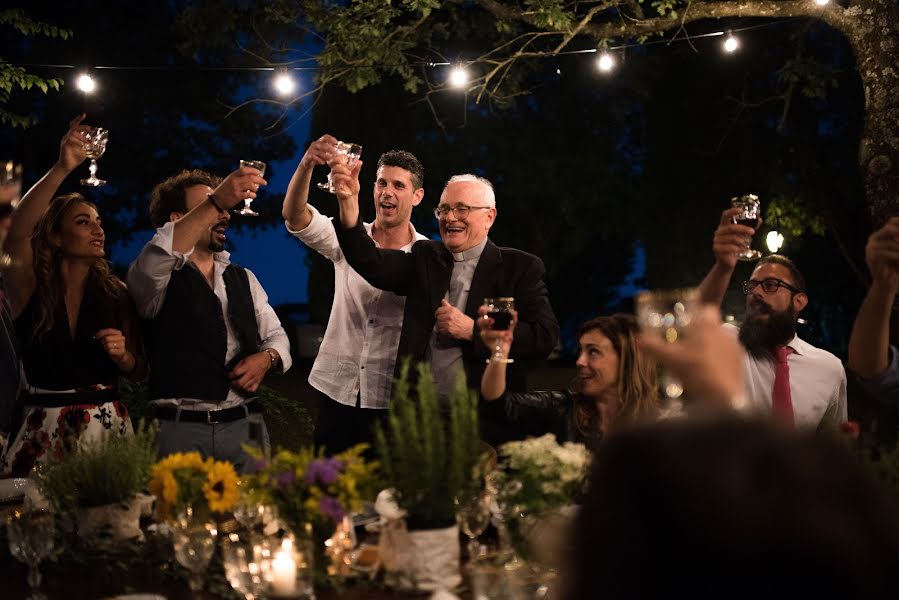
[203,460,239,513]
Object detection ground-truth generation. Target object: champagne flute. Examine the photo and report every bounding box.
[7,509,55,600]
[484,297,515,364]
[80,127,109,187]
[238,160,266,216]
[731,194,762,261]
[317,141,362,194]
[1,160,23,269]
[635,288,701,401]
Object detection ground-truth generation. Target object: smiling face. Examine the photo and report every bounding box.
[373,165,423,230]
[52,201,105,260]
[576,330,620,403]
[178,183,230,252]
[437,180,496,253]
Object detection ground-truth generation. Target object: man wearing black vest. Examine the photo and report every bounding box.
[127,167,291,471]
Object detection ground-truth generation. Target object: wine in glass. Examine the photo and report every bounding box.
[80,127,109,187]
[238,160,266,216]
[731,194,762,261]
[7,509,55,600]
[484,297,515,364]
[317,141,362,194]
[635,288,701,401]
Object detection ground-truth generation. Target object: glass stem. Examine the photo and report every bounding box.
[27,563,41,593]
[188,572,204,592]
[89,159,98,180]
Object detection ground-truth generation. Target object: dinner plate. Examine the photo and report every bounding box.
[0,478,32,502]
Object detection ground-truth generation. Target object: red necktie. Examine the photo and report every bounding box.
[772,346,794,426]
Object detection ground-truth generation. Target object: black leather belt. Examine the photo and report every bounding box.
[153,402,262,424]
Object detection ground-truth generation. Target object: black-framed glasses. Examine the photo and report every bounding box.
[433,205,492,219]
[742,278,802,295]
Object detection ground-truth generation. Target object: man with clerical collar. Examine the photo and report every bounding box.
[327,157,559,443]
[282,136,428,455]
[127,167,291,471]
[699,207,846,431]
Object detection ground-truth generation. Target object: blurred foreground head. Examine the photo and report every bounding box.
[566,418,899,599]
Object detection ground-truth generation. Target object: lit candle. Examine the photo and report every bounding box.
[271,549,297,597]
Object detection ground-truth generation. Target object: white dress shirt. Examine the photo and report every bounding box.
[723,323,847,431]
[127,221,292,410]
[286,205,426,409]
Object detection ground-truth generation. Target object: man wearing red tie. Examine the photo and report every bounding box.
[698,208,847,431]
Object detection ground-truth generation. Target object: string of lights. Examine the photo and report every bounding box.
[12,2,830,97]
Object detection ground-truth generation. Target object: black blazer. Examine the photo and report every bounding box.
[335,220,560,392]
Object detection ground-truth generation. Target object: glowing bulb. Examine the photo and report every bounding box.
[766,230,785,253]
[76,74,96,93]
[596,53,614,72]
[723,35,739,53]
[273,72,297,96]
[448,65,469,88]
[814,0,829,5]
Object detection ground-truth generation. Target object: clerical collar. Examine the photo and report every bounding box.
[450,238,488,262]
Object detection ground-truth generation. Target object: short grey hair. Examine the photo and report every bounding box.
[443,174,496,207]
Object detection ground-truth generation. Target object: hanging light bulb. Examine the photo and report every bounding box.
[273,72,297,96]
[814,0,830,5]
[766,230,785,253]
[723,34,739,53]
[596,53,614,72]
[76,73,96,93]
[448,65,469,88]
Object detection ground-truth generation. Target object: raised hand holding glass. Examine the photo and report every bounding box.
[731,194,762,261]
[318,141,362,194]
[237,160,266,216]
[80,127,109,187]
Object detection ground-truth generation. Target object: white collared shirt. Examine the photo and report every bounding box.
[287,205,426,409]
[723,323,847,431]
[127,221,292,409]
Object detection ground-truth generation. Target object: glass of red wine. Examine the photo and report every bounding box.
[484,297,515,364]
[731,194,762,261]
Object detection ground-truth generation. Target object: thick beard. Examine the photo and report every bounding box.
[739,301,798,360]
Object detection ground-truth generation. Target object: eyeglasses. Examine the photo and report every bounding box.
[433,205,492,219]
[742,278,802,295]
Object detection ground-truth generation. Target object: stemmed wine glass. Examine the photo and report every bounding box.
[80,127,109,187]
[172,511,218,593]
[317,141,362,194]
[484,297,515,364]
[456,493,492,560]
[635,288,701,401]
[7,509,55,600]
[731,194,762,261]
[237,160,266,216]
[1,160,23,269]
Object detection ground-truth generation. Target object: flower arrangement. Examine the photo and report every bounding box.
[149,452,239,520]
[491,433,590,515]
[241,443,378,534]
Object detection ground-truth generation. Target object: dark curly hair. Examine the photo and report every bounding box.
[149,169,221,228]
[376,150,424,190]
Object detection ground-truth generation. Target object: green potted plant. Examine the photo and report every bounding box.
[374,360,481,591]
[34,421,158,541]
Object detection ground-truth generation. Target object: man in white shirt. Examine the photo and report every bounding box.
[283,137,427,454]
[698,207,847,431]
[128,167,292,471]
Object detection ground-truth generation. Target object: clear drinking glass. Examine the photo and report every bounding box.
[7,509,55,600]
[238,160,266,216]
[484,297,515,364]
[731,194,762,261]
[172,517,218,592]
[635,288,701,400]
[457,493,492,560]
[317,141,362,194]
[222,532,268,600]
[80,127,109,187]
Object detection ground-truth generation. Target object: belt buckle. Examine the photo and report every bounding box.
[207,410,222,424]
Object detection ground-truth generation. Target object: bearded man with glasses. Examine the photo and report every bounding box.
[698,207,847,431]
[328,161,559,444]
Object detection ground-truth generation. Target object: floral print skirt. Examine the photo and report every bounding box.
[0,400,132,478]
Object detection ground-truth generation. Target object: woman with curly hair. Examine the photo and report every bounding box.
[480,310,659,448]
[0,115,145,477]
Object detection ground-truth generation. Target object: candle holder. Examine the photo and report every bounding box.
[258,529,316,600]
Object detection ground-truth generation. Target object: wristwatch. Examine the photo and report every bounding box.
[264,348,280,371]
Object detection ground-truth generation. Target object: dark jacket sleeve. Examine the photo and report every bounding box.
[334,219,414,296]
[484,390,571,439]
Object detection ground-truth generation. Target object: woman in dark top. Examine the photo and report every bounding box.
[0,115,145,477]
[479,309,659,448]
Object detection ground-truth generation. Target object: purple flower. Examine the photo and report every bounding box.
[319,495,346,522]
[248,458,268,473]
[304,458,344,486]
[276,470,296,488]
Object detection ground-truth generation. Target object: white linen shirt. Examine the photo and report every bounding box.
[286,205,426,409]
[126,221,292,410]
[723,323,847,431]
